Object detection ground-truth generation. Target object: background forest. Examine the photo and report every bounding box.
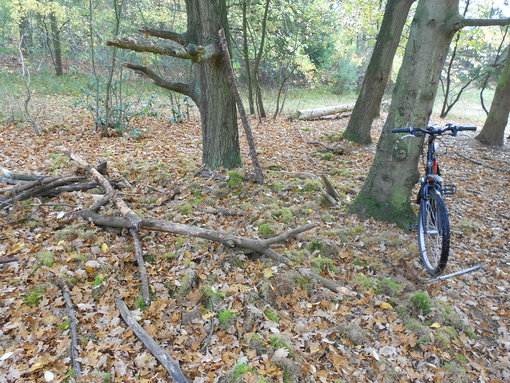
[0,1,509,383]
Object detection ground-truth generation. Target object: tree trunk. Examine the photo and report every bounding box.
[253,0,270,119]
[242,0,255,115]
[343,0,416,145]
[186,0,242,169]
[476,44,510,146]
[49,12,63,76]
[350,0,459,228]
[19,14,32,56]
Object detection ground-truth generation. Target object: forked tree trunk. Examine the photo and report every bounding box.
[343,0,416,145]
[350,0,458,227]
[476,44,510,146]
[186,0,241,169]
[109,0,242,169]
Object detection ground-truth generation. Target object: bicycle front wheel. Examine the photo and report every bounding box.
[418,190,450,276]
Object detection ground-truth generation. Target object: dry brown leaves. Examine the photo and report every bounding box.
[0,102,509,382]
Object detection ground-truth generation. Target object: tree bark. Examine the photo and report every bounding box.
[476,44,510,146]
[186,0,242,169]
[343,0,416,145]
[242,0,255,115]
[49,12,63,76]
[350,0,459,228]
[253,0,270,119]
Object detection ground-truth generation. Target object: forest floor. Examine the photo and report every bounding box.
[0,100,509,383]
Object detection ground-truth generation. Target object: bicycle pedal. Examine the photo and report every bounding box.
[443,184,457,195]
[409,224,418,232]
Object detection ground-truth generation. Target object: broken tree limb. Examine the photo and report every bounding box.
[62,149,142,229]
[1,167,48,181]
[56,279,81,377]
[115,294,189,383]
[0,257,19,265]
[130,229,151,306]
[69,210,351,295]
[321,175,340,201]
[291,104,355,120]
[218,28,264,185]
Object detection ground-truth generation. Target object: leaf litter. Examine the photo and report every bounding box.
[0,103,509,382]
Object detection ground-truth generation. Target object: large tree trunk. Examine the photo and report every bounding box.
[350,0,459,227]
[476,44,510,146]
[108,0,242,169]
[186,0,242,169]
[343,0,416,145]
[242,0,255,115]
[49,12,63,76]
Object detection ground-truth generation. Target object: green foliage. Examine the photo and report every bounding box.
[311,255,337,274]
[307,239,324,252]
[179,203,192,215]
[272,208,293,223]
[319,152,334,160]
[174,237,187,249]
[202,285,224,309]
[37,251,55,267]
[303,180,321,192]
[410,292,431,315]
[135,296,148,310]
[218,310,236,328]
[231,363,253,383]
[92,275,104,287]
[23,286,46,306]
[58,319,71,331]
[264,309,281,323]
[227,171,244,188]
[258,223,275,238]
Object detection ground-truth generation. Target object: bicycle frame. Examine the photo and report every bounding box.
[420,135,442,202]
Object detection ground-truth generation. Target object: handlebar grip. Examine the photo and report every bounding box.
[391,127,412,133]
[456,126,477,131]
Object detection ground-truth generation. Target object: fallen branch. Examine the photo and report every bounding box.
[115,294,189,383]
[130,229,151,306]
[0,257,19,265]
[56,279,81,377]
[70,209,351,295]
[453,151,510,173]
[0,166,47,181]
[291,104,355,120]
[62,149,142,228]
[0,200,41,227]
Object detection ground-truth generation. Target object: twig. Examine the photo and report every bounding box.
[115,294,189,383]
[0,257,19,265]
[130,229,151,306]
[56,279,81,377]
[197,207,251,217]
[453,151,510,173]
[0,201,41,227]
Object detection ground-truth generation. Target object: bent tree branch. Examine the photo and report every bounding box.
[139,28,189,45]
[125,64,196,101]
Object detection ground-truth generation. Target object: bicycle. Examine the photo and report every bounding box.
[391,123,477,276]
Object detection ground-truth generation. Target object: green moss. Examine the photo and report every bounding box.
[180,203,192,215]
[92,275,104,287]
[320,152,334,160]
[58,319,71,331]
[273,183,283,192]
[174,237,187,249]
[231,364,253,383]
[218,310,236,328]
[303,180,321,192]
[227,170,244,188]
[23,286,46,306]
[273,208,293,223]
[307,240,324,252]
[135,296,148,310]
[311,256,337,273]
[376,278,402,296]
[258,223,275,238]
[264,309,281,323]
[37,251,55,267]
[350,191,416,229]
[202,285,224,309]
[410,292,431,315]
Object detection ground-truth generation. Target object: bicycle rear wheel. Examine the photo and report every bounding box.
[418,189,450,276]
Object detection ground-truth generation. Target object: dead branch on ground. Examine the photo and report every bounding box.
[115,294,189,383]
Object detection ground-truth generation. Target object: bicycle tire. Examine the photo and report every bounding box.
[418,189,450,276]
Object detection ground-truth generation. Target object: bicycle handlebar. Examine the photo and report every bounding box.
[391,124,477,136]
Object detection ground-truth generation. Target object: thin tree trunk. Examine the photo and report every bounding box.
[88,0,101,131]
[343,0,416,145]
[253,0,270,119]
[49,12,63,76]
[19,14,32,56]
[476,44,510,146]
[242,0,255,115]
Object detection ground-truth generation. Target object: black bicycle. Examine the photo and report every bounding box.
[391,123,477,276]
